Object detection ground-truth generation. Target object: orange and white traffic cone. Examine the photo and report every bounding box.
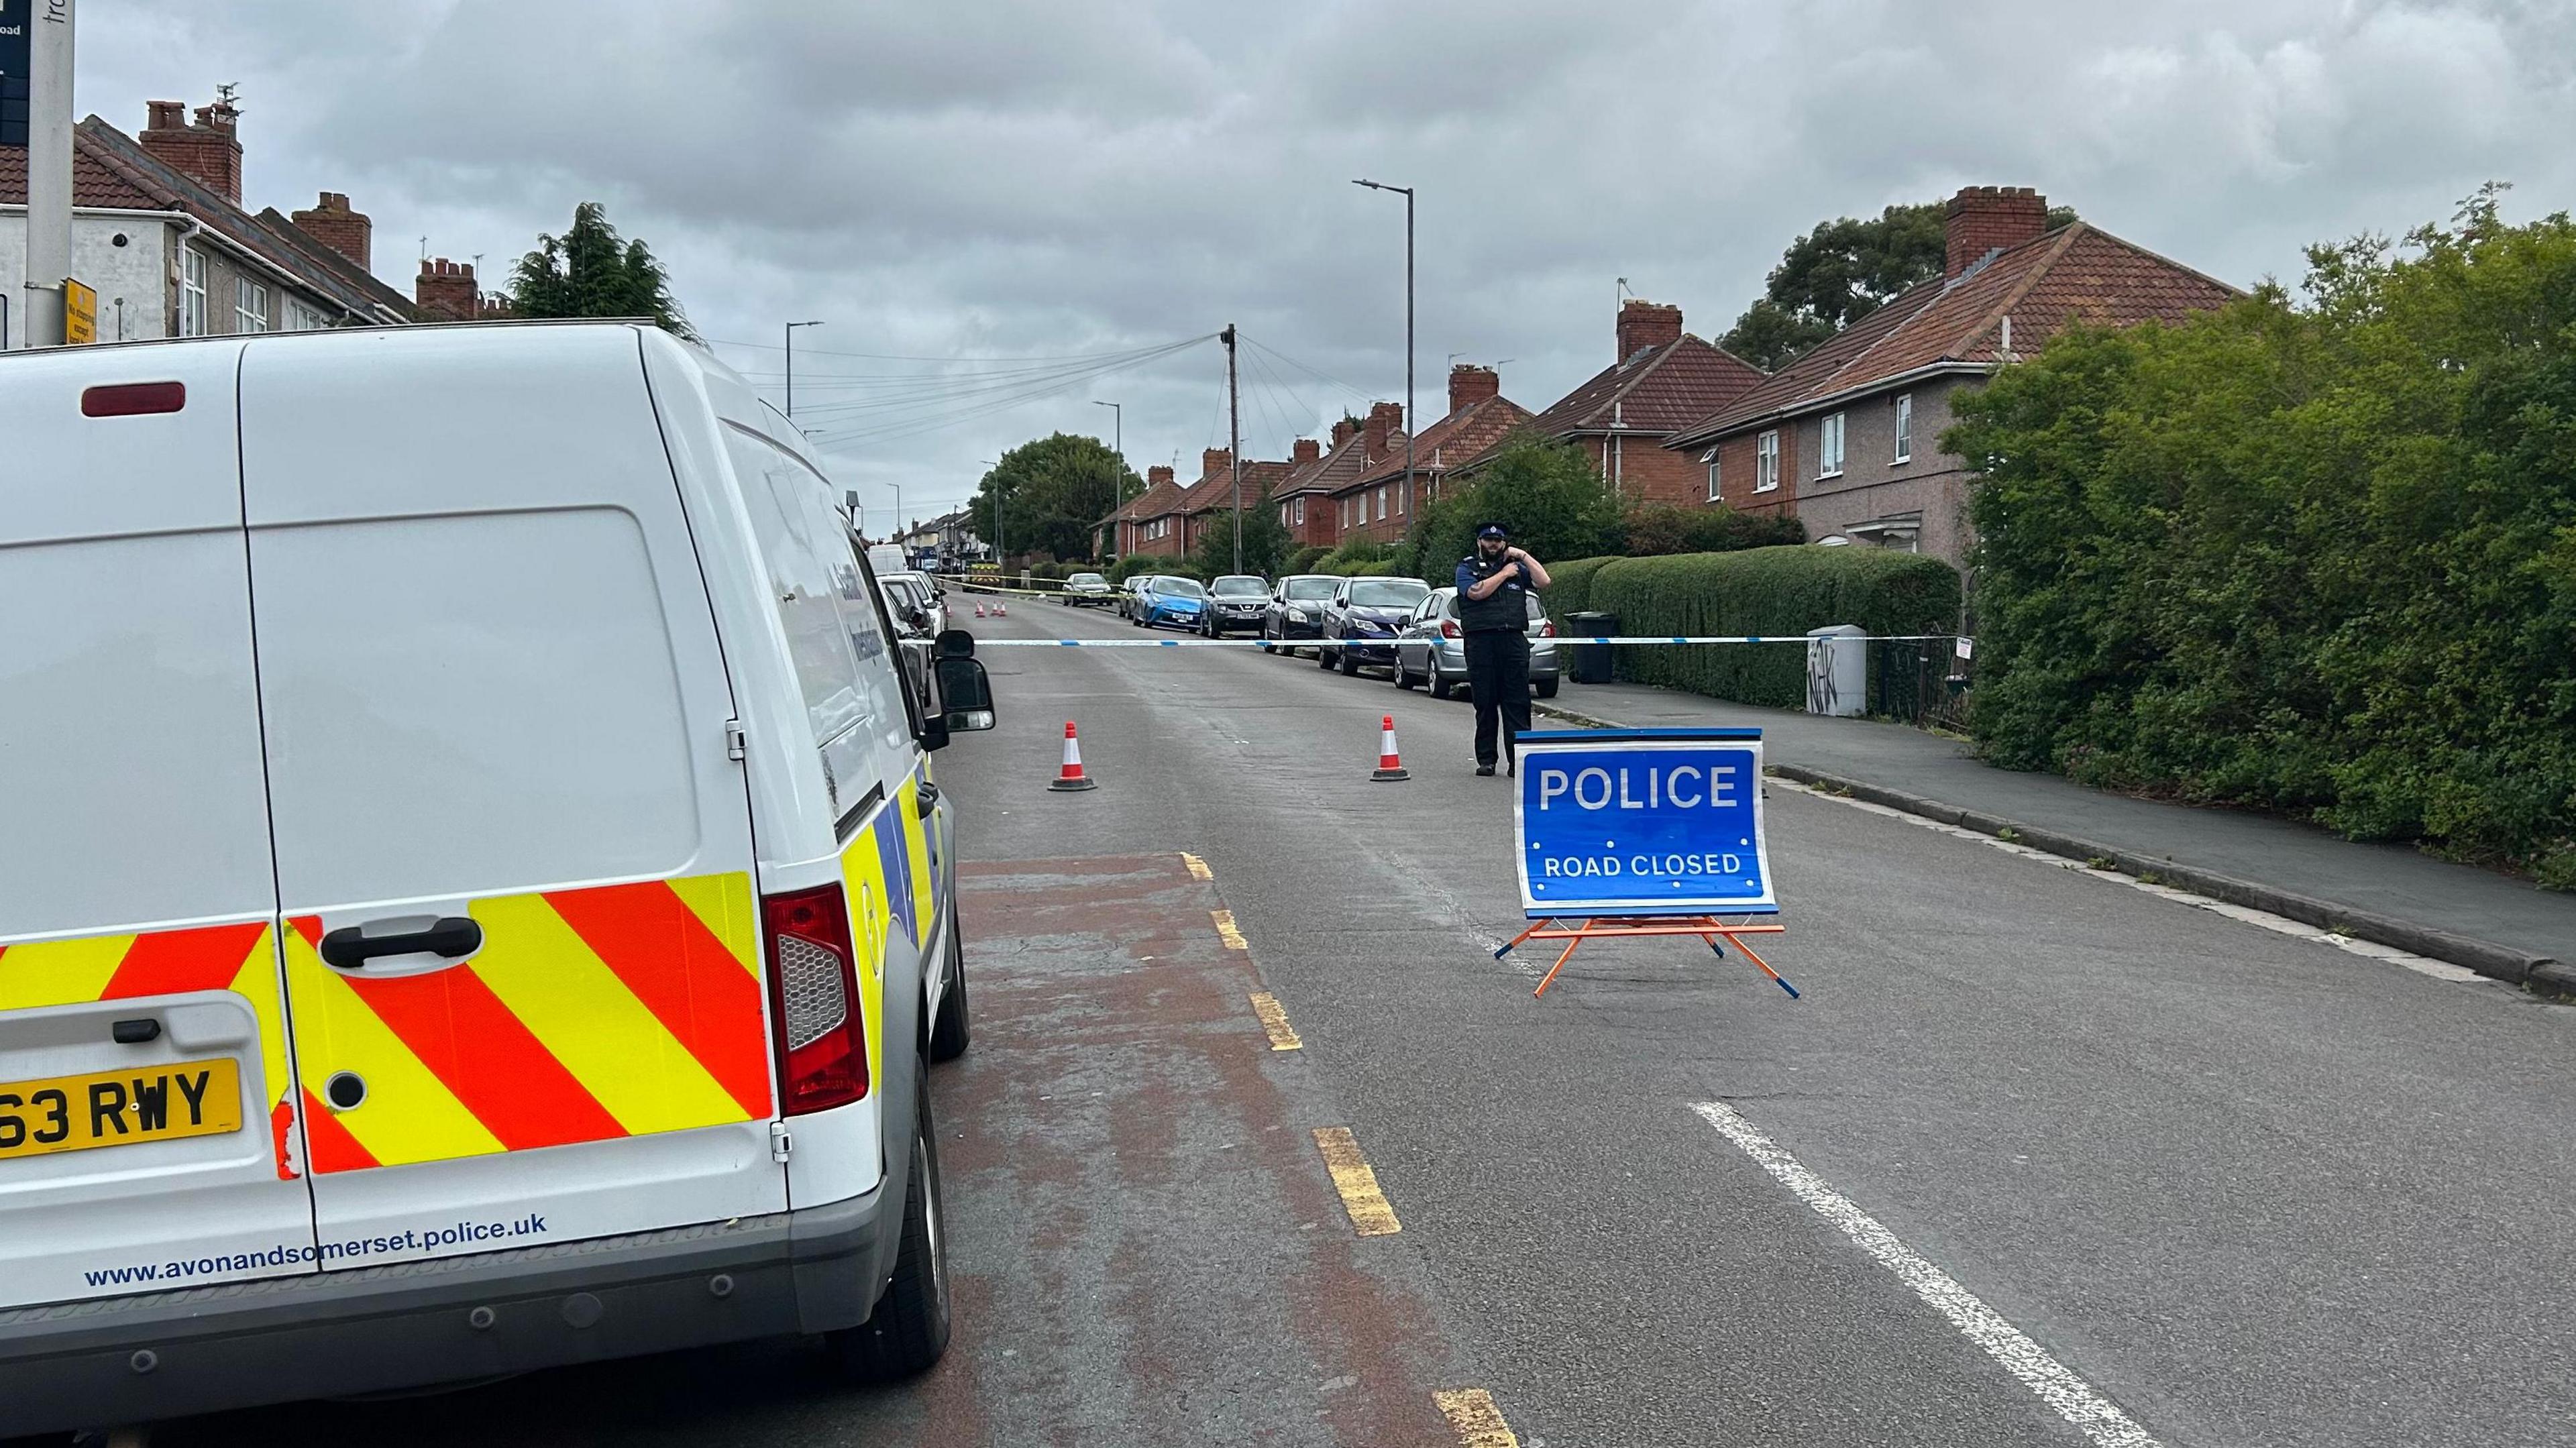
[995,602,1008,616]
[974,602,987,618]
[1371,715,1409,782]
[1051,720,1098,791]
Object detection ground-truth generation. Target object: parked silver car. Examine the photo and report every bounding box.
[1390,586,1560,699]
[1059,571,1114,606]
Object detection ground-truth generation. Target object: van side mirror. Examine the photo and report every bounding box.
[936,656,996,732]
[934,628,975,659]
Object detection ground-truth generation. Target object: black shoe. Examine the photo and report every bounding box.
[1507,755,1517,778]
[1475,764,1496,776]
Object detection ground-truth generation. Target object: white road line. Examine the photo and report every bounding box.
[1689,1101,2162,1448]
[1767,779,2485,983]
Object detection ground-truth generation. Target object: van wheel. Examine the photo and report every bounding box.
[830,1066,951,1380]
[928,918,970,1062]
[1533,677,1560,700]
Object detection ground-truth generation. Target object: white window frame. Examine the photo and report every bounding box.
[1755,431,1780,493]
[235,280,270,335]
[1893,393,1913,463]
[1703,448,1721,502]
[1818,412,1845,479]
[182,248,208,337]
[1294,498,1306,526]
[1376,486,1388,521]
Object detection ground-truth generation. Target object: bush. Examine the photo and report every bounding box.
[1415,438,1623,581]
[1538,555,1622,625]
[1620,503,1807,557]
[1316,539,1397,575]
[1589,546,1962,706]
[1108,553,1184,585]
[1951,192,2576,882]
[1284,544,1331,575]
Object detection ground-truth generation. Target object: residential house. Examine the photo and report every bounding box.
[3,96,417,347]
[1334,365,1534,545]
[1456,300,1765,506]
[1320,402,1410,545]
[1128,465,1193,557]
[1269,404,1403,553]
[1666,186,2240,563]
[1179,447,1293,558]
[1097,465,1176,558]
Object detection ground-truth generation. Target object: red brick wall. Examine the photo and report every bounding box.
[140,100,244,206]
[417,258,481,322]
[1607,434,1713,507]
[289,191,372,272]
[1945,186,2048,277]
[1712,427,1798,517]
[1616,300,1683,359]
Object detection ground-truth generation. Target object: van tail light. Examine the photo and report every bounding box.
[764,883,869,1115]
[82,382,187,417]
[1538,620,1557,638]
[1440,620,1461,640]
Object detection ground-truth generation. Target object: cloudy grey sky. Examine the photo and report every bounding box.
[74,0,2576,524]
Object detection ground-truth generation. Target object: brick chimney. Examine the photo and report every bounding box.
[1617,300,1682,362]
[289,192,372,272]
[1364,400,1405,459]
[1331,416,1358,449]
[1146,465,1174,490]
[416,258,480,322]
[1293,437,1321,466]
[1201,447,1233,483]
[1945,186,2049,278]
[1448,364,1499,414]
[140,98,246,207]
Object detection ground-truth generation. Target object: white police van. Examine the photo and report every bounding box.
[0,322,995,1436]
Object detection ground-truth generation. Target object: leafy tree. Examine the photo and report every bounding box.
[1722,200,2077,368]
[1399,437,1626,581]
[1191,503,1293,577]
[969,433,1140,564]
[1951,186,2576,885]
[508,202,694,337]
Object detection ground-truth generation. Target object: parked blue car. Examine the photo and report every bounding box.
[1129,575,1210,630]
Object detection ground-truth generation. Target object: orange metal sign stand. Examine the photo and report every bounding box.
[1495,916,1797,1000]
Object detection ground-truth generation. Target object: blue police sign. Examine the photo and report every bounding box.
[1513,728,1775,918]
[0,0,30,148]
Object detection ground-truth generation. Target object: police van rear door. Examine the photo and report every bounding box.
[239,328,785,1268]
[0,342,323,1307]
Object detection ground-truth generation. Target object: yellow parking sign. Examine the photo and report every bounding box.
[63,278,96,345]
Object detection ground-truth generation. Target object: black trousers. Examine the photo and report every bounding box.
[1464,630,1533,768]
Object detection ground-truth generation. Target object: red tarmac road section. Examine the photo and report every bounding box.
[896,854,1471,1447]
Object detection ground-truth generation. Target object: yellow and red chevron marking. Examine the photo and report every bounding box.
[283,872,769,1174]
[0,918,300,1176]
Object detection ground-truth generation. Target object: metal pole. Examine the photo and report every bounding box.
[1403,188,1414,518]
[1223,324,1241,574]
[784,319,822,418]
[20,0,74,349]
[1093,398,1121,560]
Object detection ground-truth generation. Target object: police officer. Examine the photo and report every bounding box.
[1455,522,1552,776]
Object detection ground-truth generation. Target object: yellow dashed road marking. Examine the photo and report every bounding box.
[1248,992,1303,1051]
[1211,909,1248,951]
[1433,1388,1521,1447]
[1181,852,1213,881]
[1313,1127,1401,1236]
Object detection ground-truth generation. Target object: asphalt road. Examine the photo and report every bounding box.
[74,597,2576,1447]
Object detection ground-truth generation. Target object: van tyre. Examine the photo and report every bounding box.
[1533,677,1560,699]
[928,916,970,1062]
[830,1062,951,1381]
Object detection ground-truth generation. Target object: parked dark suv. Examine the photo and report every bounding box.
[1201,574,1271,636]
[1318,576,1430,676]
[1263,574,1342,655]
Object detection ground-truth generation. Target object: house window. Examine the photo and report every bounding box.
[1702,448,1721,502]
[1376,486,1388,521]
[1294,498,1305,526]
[1279,503,1289,526]
[1818,412,1845,478]
[1893,393,1913,463]
[1755,431,1780,493]
[1399,479,1409,515]
[182,249,208,337]
[235,282,270,335]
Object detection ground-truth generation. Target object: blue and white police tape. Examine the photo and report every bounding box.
[969,634,1964,647]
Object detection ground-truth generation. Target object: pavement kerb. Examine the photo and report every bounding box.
[1526,699,2563,991]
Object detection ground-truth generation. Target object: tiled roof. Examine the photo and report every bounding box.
[1670,223,2239,443]
[0,142,166,209]
[1521,335,1768,441]
[1128,474,1193,522]
[1181,459,1293,515]
[1351,394,1534,488]
[1275,431,1399,499]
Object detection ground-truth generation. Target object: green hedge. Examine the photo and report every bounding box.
[1107,553,1185,584]
[1538,555,1621,624]
[1585,546,1962,706]
[1283,544,1330,575]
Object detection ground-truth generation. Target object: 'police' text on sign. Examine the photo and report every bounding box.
[1513,728,1775,917]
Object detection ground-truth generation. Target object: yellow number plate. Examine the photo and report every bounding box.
[0,1058,241,1161]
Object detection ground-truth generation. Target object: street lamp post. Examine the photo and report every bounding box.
[1353,179,1415,517]
[1093,399,1122,559]
[784,320,824,419]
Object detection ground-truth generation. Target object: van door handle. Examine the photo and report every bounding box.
[319,917,483,970]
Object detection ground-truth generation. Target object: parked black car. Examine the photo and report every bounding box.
[1318,576,1431,676]
[1201,574,1271,636]
[1263,574,1343,655]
